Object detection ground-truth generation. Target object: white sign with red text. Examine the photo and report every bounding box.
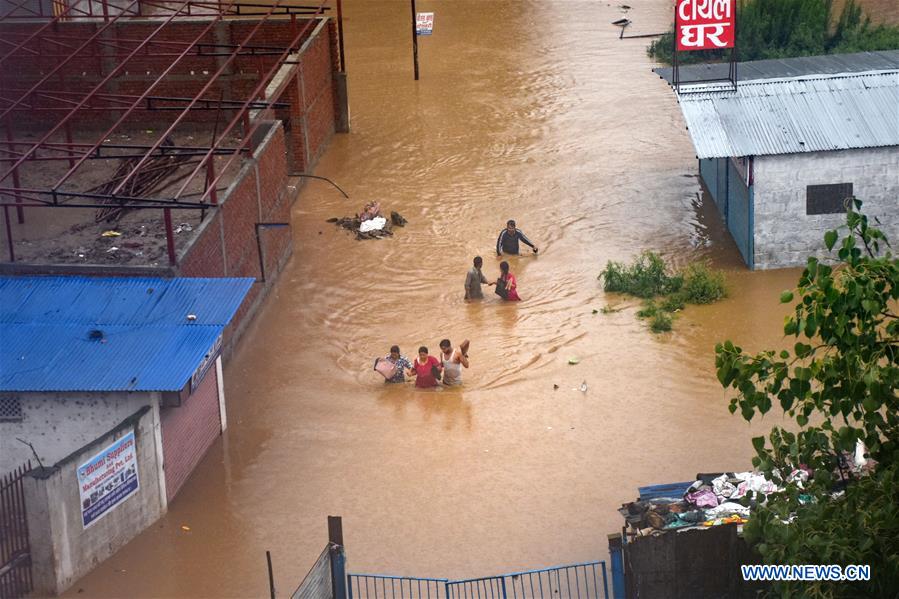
[416,12,434,36]
[676,0,735,51]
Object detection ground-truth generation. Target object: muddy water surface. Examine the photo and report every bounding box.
[64,1,893,597]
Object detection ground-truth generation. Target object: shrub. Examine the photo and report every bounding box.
[636,301,658,319]
[600,251,681,298]
[660,293,685,312]
[649,312,673,333]
[680,263,727,304]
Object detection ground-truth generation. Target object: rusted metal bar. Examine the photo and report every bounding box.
[0,0,139,70]
[2,205,11,262]
[1,117,23,223]
[0,90,288,112]
[51,0,242,193]
[336,0,345,72]
[110,0,290,197]
[163,207,176,265]
[0,0,151,182]
[175,7,327,202]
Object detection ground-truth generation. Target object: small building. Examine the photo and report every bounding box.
[0,276,252,502]
[656,51,899,269]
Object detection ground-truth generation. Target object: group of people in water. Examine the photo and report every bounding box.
[376,339,470,388]
[465,220,537,302]
[374,219,537,388]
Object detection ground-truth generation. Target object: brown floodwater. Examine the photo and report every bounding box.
[63,0,895,597]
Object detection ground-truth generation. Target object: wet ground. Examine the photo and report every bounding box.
[64,0,897,597]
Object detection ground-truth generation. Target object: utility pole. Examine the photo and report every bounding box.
[410,0,420,80]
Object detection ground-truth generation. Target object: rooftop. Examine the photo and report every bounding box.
[653,49,899,85]
[0,276,254,392]
[658,60,899,159]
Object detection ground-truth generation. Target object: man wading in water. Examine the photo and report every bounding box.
[464,256,494,300]
[439,339,469,386]
[496,219,538,256]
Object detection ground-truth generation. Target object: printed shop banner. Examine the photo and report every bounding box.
[676,0,735,51]
[416,12,434,36]
[77,430,140,528]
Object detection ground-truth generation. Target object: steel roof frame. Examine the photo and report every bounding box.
[0,0,342,265]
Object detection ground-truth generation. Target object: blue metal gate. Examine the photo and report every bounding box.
[348,561,609,599]
[699,157,753,268]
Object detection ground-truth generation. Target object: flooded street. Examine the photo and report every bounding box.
[62,0,896,597]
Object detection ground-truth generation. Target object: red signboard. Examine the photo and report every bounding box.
[676,0,735,51]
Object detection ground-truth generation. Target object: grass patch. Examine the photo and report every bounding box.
[636,301,658,319]
[680,263,727,304]
[601,252,727,333]
[600,304,622,314]
[649,312,673,333]
[660,294,685,312]
[600,251,682,298]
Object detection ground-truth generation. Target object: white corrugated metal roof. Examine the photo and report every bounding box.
[674,70,899,158]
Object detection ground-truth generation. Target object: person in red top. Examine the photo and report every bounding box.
[499,261,521,301]
[410,346,442,388]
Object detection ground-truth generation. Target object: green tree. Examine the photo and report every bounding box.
[715,201,899,598]
[649,0,899,65]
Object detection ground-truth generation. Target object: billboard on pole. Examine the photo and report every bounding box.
[416,12,434,36]
[676,0,735,51]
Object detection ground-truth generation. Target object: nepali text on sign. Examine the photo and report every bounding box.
[416,12,434,36]
[676,0,734,51]
[77,429,140,528]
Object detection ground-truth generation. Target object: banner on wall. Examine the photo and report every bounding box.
[676,0,735,51]
[77,430,140,528]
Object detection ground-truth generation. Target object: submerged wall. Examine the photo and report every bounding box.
[23,406,166,596]
[753,147,899,269]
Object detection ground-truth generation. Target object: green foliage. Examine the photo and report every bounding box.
[715,200,899,597]
[680,263,728,304]
[743,462,899,598]
[602,252,726,332]
[660,293,686,312]
[600,251,682,298]
[636,301,659,319]
[649,0,899,66]
[649,311,674,333]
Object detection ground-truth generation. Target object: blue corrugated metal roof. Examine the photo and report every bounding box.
[672,71,899,158]
[0,277,254,392]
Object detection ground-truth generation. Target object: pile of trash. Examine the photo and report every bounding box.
[621,442,878,539]
[619,471,781,538]
[327,211,407,240]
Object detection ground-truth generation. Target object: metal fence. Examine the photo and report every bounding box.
[348,575,449,599]
[348,561,609,599]
[292,545,334,599]
[0,461,32,599]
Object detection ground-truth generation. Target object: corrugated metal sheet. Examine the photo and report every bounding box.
[0,277,254,392]
[674,71,899,158]
[654,50,899,85]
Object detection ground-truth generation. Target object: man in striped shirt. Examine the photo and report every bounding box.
[496,219,538,256]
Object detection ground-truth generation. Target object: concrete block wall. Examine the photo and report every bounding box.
[0,391,157,473]
[752,147,899,269]
[23,405,166,596]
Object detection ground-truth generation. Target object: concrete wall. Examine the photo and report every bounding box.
[0,391,158,473]
[23,405,167,596]
[753,146,899,269]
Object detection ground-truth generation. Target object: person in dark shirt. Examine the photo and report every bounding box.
[496,220,538,256]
